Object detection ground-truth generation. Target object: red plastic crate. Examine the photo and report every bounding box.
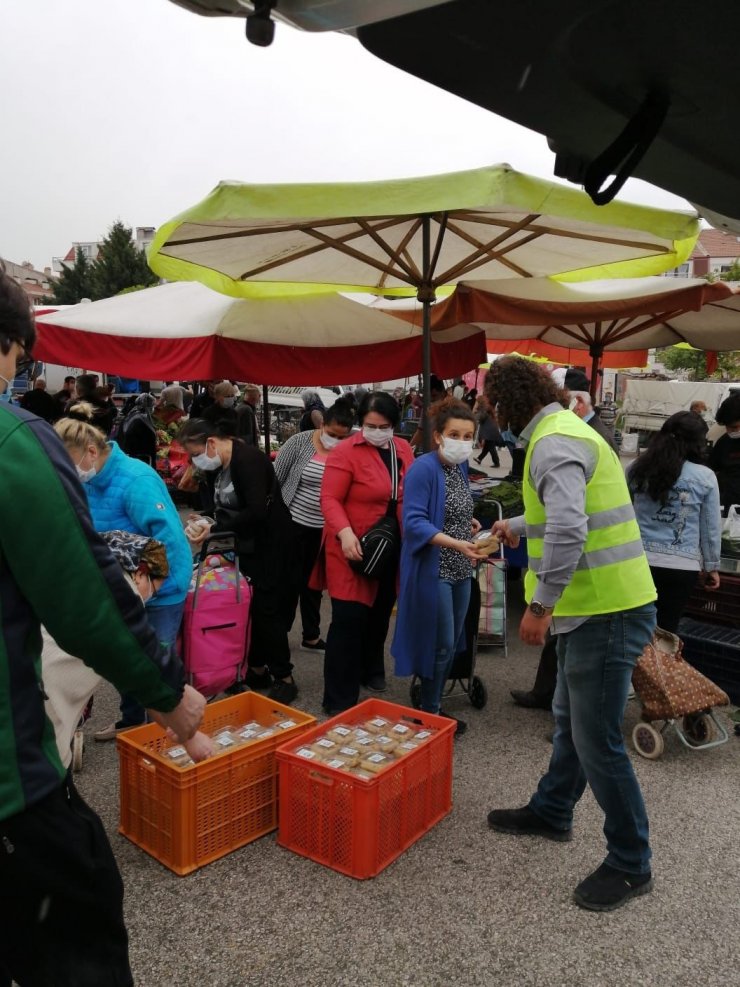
[276,699,455,879]
[683,572,740,627]
[117,693,315,875]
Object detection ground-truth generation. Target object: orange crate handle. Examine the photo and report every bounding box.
[309,770,335,787]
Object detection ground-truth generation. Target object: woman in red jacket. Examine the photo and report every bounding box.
[313,392,414,713]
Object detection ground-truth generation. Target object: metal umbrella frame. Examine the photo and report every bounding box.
[148,163,699,444]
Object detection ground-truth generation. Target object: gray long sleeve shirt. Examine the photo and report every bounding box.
[509,403,598,633]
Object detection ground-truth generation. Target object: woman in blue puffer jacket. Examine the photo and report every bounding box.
[627,411,722,632]
[55,407,192,737]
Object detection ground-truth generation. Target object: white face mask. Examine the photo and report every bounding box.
[568,397,578,412]
[320,431,340,450]
[362,425,394,447]
[192,450,222,471]
[221,396,236,409]
[727,429,740,439]
[75,452,97,483]
[439,437,473,465]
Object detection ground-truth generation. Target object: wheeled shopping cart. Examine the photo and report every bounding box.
[630,627,730,759]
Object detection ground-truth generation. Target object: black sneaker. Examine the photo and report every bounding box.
[439,711,467,736]
[301,638,326,654]
[245,668,273,691]
[573,863,653,912]
[269,679,299,705]
[487,806,572,842]
[361,675,387,693]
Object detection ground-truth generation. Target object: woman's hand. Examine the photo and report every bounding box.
[453,539,487,561]
[338,527,363,562]
[186,520,213,545]
[470,518,482,536]
[492,519,520,549]
[701,570,721,591]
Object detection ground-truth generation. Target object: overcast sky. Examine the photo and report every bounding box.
[2,0,692,270]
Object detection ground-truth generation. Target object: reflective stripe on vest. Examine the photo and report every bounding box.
[523,410,655,616]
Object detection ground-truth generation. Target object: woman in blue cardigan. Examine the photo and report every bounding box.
[392,399,485,734]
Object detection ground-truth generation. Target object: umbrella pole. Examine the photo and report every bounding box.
[419,214,434,452]
[589,347,602,403]
[262,385,271,452]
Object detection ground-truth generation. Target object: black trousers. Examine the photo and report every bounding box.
[279,520,323,642]
[322,563,397,712]
[0,778,133,987]
[650,565,699,634]
[476,440,500,467]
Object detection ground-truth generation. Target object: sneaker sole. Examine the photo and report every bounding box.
[488,821,573,842]
[573,877,654,912]
[300,645,325,654]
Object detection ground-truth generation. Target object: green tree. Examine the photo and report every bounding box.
[91,221,157,299]
[719,259,740,282]
[49,247,95,304]
[659,345,740,380]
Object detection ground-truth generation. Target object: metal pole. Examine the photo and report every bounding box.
[589,347,601,403]
[420,214,434,452]
[262,384,271,452]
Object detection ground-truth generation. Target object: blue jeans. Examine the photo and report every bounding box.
[119,601,185,727]
[529,603,656,874]
[420,578,472,714]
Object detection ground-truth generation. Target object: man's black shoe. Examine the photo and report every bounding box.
[573,862,653,912]
[487,806,572,842]
[510,689,553,710]
[245,668,273,691]
[361,675,387,693]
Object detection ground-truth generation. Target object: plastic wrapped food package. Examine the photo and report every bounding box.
[287,719,438,776]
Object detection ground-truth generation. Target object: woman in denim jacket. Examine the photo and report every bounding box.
[627,411,721,631]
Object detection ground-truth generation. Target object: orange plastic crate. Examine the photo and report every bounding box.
[276,699,455,879]
[117,693,316,875]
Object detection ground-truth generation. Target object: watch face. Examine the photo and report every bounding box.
[530,602,547,617]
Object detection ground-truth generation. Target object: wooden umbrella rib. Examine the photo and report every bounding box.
[235,218,415,282]
[456,213,670,255]
[435,223,542,283]
[167,214,404,247]
[357,217,423,285]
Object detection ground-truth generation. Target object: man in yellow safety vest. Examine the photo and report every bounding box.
[486,357,657,912]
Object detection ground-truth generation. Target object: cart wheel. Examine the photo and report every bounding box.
[409,681,422,710]
[632,722,664,759]
[682,712,716,746]
[72,730,84,773]
[469,676,488,710]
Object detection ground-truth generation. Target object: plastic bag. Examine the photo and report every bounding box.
[721,505,740,558]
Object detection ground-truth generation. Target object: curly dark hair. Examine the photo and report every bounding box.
[484,357,566,434]
[716,393,740,427]
[627,411,708,505]
[430,397,475,432]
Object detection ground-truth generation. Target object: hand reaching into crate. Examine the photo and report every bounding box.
[149,684,206,743]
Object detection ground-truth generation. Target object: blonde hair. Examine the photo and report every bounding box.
[54,407,107,452]
[214,380,235,400]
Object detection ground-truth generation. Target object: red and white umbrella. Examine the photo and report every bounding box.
[33,281,485,385]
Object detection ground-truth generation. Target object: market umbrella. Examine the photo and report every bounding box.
[32,280,486,384]
[413,276,738,398]
[147,163,699,442]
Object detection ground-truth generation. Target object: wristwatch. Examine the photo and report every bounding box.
[529,600,554,618]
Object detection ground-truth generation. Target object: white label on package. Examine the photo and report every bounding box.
[316,738,335,749]
[356,737,374,747]
[243,721,261,731]
[167,746,186,759]
[239,728,259,740]
[392,724,412,735]
[326,759,346,770]
[354,729,370,739]
[377,736,393,744]
[277,720,296,730]
[339,747,359,757]
[333,726,351,737]
[416,731,432,740]
[400,742,417,751]
[296,748,316,759]
[370,718,388,728]
[367,753,386,764]
[216,734,234,747]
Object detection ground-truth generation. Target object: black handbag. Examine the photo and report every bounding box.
[350,445,400,579]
